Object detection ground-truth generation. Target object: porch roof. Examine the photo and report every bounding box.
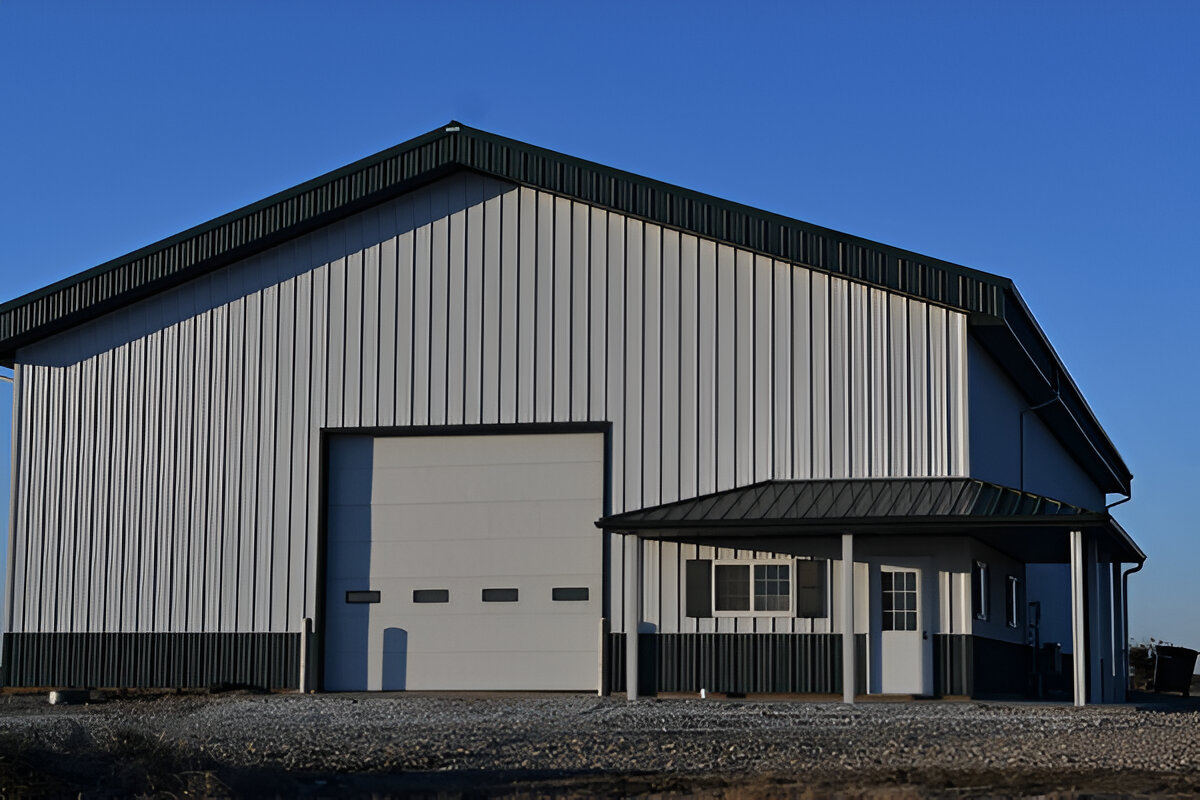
[596,478,1145,564]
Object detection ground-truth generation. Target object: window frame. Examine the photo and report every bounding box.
[972,560,989,621]
[712,559,794,617]
[1005,575,1020,628]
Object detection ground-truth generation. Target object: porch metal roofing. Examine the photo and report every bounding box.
[597,478,1145,564]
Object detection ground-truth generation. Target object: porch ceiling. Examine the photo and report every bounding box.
[596,478,1145,564]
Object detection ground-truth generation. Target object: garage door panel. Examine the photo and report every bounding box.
[328,467,374,506]
[368,575,598,607]
[369,539,599,579]
[323,647,369,690]
[488,499,601,539]
[327,506,372,542]
[403,652,598,691]
[370,502,492,540]
[369,461,603,505]
[369,613,599,653]
[326,544,373,580]
[329,436,373,469]
[373,433,603,468]
[324,431,605,692]
[370,499,601,542]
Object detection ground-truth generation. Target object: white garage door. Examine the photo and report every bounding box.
[323,432,605,691]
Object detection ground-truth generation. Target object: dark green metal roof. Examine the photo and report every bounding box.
[599,478,1097,528]
[0,121,1131,493]
[597,478,1144,563]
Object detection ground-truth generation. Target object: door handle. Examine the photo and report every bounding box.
[922,631,928,640]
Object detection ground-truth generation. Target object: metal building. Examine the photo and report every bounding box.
[0,123,1143,703]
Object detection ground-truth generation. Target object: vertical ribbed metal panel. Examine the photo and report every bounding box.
[933,633,973,696]
[2,632,300,690]
[604,633,867,696]
[8,171,968,648]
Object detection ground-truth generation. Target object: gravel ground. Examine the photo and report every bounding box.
[1,691,1198,797]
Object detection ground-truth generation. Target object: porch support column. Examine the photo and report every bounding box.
[1111,560,1125,703]
[841,533,855,704]
[1086,537,1103,703]
[624,534,642,701]
[1070,529,1087,706]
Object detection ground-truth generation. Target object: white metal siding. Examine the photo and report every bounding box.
[8,172,969,635]
[966,337,1103,509]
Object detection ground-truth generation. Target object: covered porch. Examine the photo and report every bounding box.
[598,478,1145,705]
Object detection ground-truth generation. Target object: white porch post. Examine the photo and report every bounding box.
[1070,529,1087,706]
[624,535,642,700]
[841,533,855,704]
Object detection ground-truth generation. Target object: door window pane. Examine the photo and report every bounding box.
[881,570,918,631]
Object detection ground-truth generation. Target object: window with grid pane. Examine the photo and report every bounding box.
[713,561,791,615]
[881,570,917,631]
[754,564,790,611]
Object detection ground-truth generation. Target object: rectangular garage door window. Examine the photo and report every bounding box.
[413,589,450,603]
[552,587,589,601]
[482,588,519,602]
[345,591,381,604]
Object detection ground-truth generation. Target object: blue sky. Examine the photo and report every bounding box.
[0,2,1196,647]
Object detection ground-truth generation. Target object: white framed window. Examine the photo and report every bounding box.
[713,560,792,616]
[972,561,989,621]
[1006,576,1020,628]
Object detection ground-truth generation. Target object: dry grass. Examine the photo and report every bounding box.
[0,724,224,797]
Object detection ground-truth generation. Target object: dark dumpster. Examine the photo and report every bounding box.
[1152,646,1199,696]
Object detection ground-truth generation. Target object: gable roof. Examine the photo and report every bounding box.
[0,122,1131,494]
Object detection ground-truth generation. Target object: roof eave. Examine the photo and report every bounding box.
[970,287,1132,496]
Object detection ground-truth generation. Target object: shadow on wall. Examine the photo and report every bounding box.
[323,436,375,690]
[21,173,514,367]
[382,628,408,690]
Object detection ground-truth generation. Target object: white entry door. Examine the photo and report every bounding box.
[880,566,924,694]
